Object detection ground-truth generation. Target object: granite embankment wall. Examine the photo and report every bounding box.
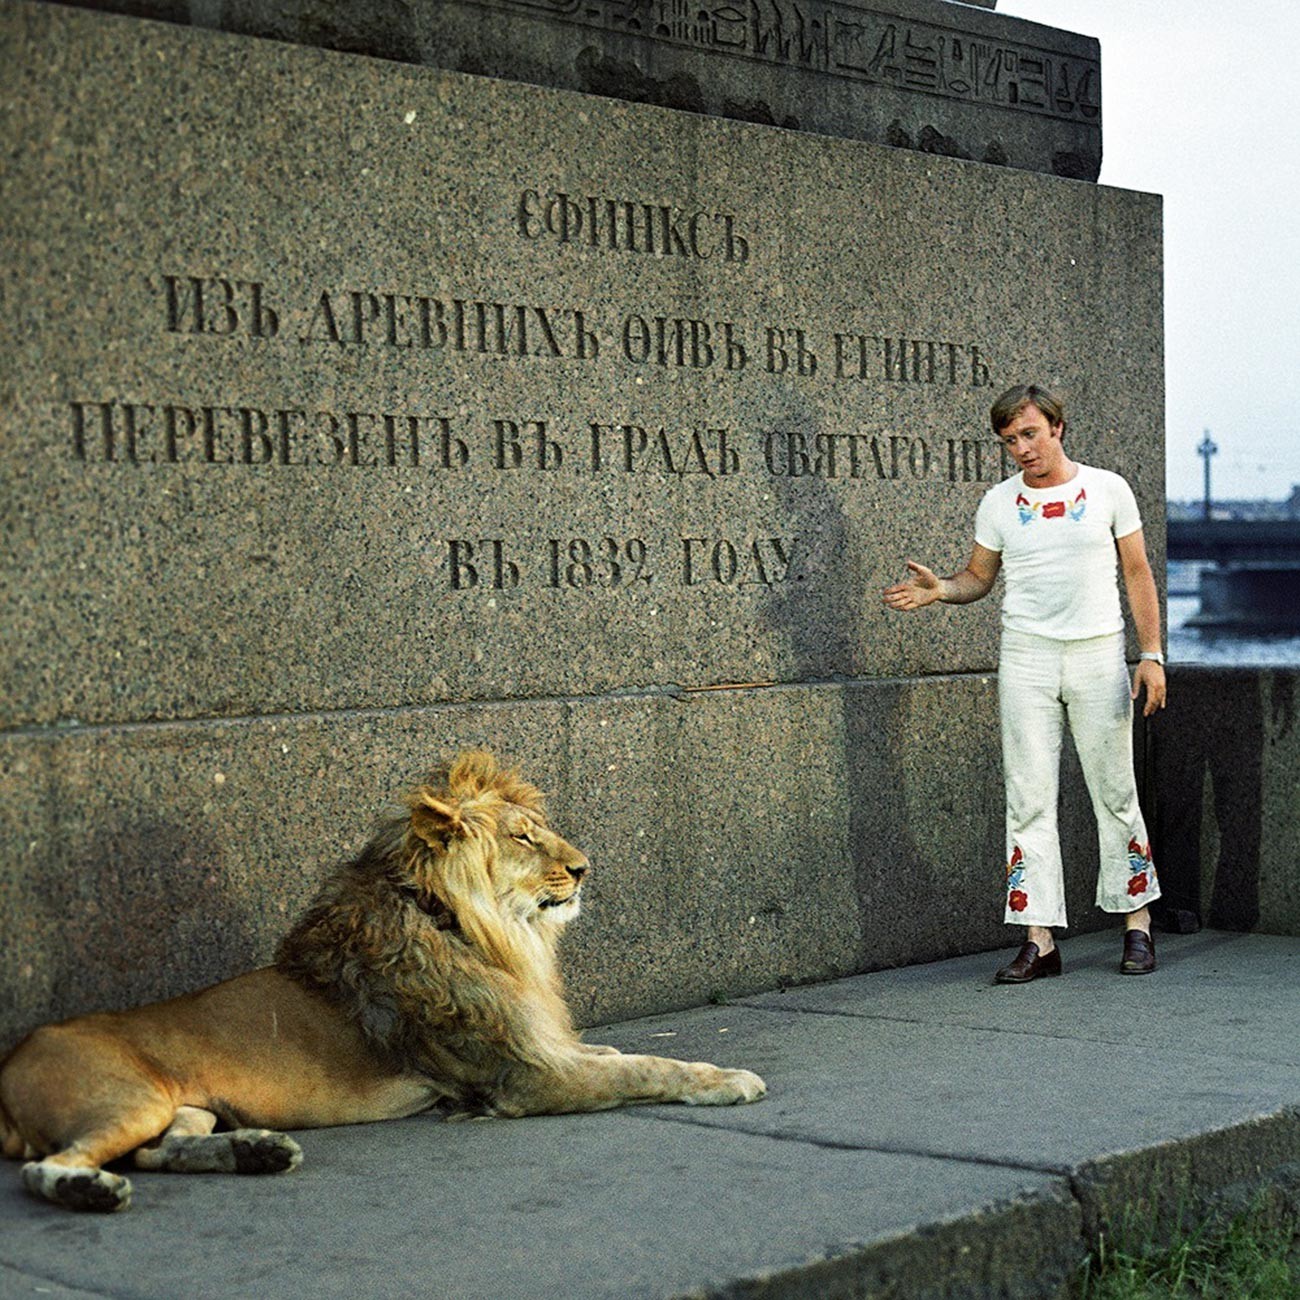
[4,665,1293,1049]
[1146,666,1300,939]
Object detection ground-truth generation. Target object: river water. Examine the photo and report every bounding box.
[1168,594,1300,667]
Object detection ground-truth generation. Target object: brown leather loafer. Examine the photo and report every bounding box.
[994,942,1062,984]
[1121,928,1156,974]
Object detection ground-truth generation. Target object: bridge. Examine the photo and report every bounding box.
[1167,517,1300,563]
[1166,518,1300,630]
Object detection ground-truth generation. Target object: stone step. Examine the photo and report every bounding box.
[2,929,1296,1299]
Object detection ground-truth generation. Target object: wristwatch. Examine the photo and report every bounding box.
[1139,651,1165,666]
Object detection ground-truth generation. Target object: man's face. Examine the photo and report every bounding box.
[997,404,1067,486]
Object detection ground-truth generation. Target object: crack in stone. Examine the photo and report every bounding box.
[626,1107,1067,1176]
[733,1000,1300,1065]
[3,672,995,739]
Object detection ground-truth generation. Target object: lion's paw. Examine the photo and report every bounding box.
[22,1160,132,1213]
[230,1129,303,1175]
[136,1129,302,1175]
[686,1068,767,1106]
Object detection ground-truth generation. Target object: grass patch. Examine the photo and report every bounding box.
[1078,1200,1300,1298]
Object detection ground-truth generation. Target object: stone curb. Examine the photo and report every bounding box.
[1070,1104,1300,1250]
[678,1185,1082,1299]
[676,1106,1300,1300]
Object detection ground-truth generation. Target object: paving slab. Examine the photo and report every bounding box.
[740,929,1300,1065]
[0,930,1296,1300]
[601,932,1299,1172]
[0,1117,1071,1300]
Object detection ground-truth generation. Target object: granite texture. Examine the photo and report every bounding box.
[1,3,1166,1054]
[1148,667,1300,937]
[1072,1109,1300,1252]
[0,1107,1079,1300]
[2,2,1161,730]
[50,0,1091,177]
[0,676,1117,1049]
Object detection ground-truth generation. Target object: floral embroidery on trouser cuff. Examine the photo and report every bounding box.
[1126,836,1159,900]
[1005,845,1029,913]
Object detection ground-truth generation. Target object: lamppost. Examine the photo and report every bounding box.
[1197,429,1218,520]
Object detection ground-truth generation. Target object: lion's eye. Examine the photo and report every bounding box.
[512,831,538,848]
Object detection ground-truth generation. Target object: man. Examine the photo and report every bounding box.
[883,385,1167,981]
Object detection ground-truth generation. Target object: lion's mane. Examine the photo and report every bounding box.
[275,752,578,1111]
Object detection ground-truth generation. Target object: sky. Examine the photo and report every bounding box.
[997,0,1300,503]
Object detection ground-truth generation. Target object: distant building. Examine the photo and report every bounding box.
[1168,488,1300,522]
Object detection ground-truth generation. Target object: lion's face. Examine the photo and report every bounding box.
[404,753,589,936]
[494,803,588,925]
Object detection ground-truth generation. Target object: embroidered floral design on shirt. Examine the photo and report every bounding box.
[1017,488,1087,525]
[1126,837,1156,897]
[1006,845,1028,911]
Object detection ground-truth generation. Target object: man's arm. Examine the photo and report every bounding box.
[1116,528,1167,715]
[883,544,1001,611]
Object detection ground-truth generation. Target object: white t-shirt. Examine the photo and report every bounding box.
[974,464,1143,640]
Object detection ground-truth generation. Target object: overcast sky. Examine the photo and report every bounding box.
[997,0,1300,502]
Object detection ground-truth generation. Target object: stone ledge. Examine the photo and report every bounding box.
[680,1186,1083,1299]
[686,1116,1300,1299]
[0,675,1111,1049]
[5,932,1295,1299]
[45,0,1099,176]
[1071,1105,1300,1251]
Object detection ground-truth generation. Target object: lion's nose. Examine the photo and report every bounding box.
[566,863,588,882]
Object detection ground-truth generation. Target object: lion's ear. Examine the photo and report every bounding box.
[408,793,466,851]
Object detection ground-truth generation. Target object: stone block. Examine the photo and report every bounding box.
[1148,668,1300,937]
[0,675,1110,1047]
[1,2,1160,732]
[0,1,1162,1048]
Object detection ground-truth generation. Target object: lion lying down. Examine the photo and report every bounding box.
[0,751,765,1211]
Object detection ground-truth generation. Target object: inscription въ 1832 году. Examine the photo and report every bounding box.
[446,534,800,591]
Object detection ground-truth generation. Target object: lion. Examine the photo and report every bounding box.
[0,751,765,1211]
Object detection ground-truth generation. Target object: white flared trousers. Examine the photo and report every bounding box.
[998,629,1159,928]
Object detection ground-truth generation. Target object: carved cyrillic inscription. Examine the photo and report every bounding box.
[69,401,1009,487]
[518,189,750,262]
[300,291,602,359]
[621,316,748,371]
[443,534,799,590]
[839,334,992,387]
[150,273,996,391]
[468,0,1100,124]
[590,423,741,476]
[164,275,281,338]
[70,401,466,468]
[77,201,1011,618]
[682,535,798,587]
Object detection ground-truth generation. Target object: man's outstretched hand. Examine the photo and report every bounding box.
[883,561,941,611]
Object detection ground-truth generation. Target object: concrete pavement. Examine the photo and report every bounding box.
[2,929,1298,1299]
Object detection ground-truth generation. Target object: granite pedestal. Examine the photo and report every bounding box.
[0,0,1163,1045]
